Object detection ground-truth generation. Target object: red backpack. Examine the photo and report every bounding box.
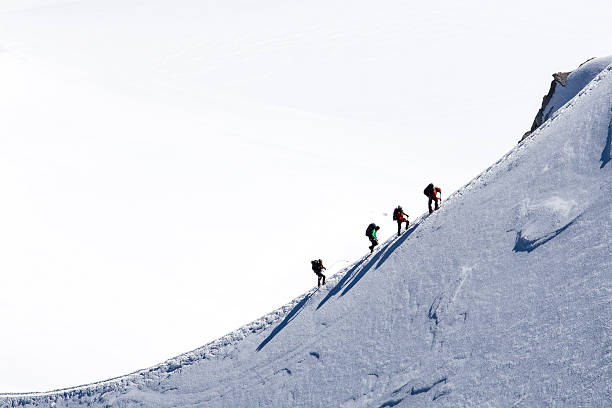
[393,207,402,221]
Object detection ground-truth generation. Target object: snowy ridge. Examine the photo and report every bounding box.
[523,55,612,141]
[0,215,425,402]
[2,0,612,395]
[0,286,323,398]
[1,62,611,406]
[452,62,612,202]
[540,56,612,123]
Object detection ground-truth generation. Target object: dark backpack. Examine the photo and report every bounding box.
[393,207,401,221]
[311,260,321,272]
[424,183,434,197]
[365,223,376,237]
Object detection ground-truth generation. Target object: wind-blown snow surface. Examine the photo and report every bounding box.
[3,64,611,407]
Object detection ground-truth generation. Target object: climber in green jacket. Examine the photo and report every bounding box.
[365,223,380,253]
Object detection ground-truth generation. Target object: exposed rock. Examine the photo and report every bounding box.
[521,70,571,142]
[520,56,612,143]
[552,71,570,86]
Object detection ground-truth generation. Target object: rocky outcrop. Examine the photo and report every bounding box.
[521,70,572,142]
[520,56,612,143]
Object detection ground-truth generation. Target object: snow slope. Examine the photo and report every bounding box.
[2,62,610,406]
[4,0,612,392]
[2,2,535,388]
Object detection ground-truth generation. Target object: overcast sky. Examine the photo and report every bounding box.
[1,0,611,393]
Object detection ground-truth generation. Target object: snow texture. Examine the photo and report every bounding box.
[2,62,611,407]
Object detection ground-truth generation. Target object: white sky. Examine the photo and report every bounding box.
[0,0,610,393]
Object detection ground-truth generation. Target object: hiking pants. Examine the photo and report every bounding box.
[368,236,378,252]
[428,196,440,213]
[397,219,409,236]
[315,271,326,286]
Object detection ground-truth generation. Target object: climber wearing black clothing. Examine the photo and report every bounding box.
[365,223,380,253]
[311,259,326,287]
[423,183,442,214]
[392,206,409,236]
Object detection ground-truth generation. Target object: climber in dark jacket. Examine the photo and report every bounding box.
[311,259,326,287]
[423,183,442,214]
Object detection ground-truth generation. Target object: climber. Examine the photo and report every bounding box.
[392,205,409,236]
[365,223,380,253]
[423,183,442,214]
[311,259,326,287]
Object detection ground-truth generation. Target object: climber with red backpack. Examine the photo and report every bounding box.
[423,183,442,214]
[392,206,409,236]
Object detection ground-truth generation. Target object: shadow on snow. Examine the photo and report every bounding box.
[375,222,421,270]
[600,117,612,169]
[316,257,367,310]
[340,222,421,297]
[513,216,579,253]
[258,220,423,350]
[256,290,316,351]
